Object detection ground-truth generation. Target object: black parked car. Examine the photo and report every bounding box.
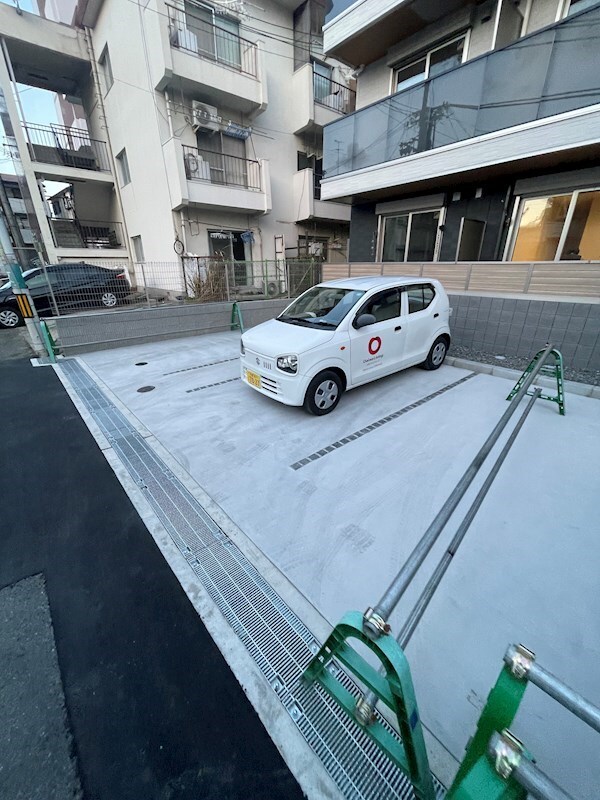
[0,262,131,328]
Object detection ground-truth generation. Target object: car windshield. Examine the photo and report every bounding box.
[278,287,365,330]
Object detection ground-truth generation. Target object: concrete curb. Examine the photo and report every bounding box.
[446,356,600,399]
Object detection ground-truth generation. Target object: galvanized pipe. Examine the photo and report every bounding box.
[512,759,575,800]
[487,731,575,800]
[503,647,600,734]
[398,388,542,650]
[368,342,553,630]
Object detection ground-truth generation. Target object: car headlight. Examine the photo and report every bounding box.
[240,338,245,355]
[277,354,298,374]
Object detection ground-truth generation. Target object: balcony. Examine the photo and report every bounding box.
[293,168,351,223]
[322,5,600,198]
[161,4,266,114]
[291,63,356,135]
[48,218,125,252]
[180,145,271,214]
[23,123,112,179]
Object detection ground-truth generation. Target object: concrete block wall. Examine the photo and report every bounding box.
[54,299,290,354]
[448,295,600,371]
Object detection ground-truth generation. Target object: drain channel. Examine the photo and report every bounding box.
[60,359,445,800]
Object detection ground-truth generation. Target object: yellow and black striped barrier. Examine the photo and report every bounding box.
[15,292,34,319]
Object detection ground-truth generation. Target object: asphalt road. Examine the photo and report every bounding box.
[0,328,304,800]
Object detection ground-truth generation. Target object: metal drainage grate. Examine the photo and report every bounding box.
[60,359,446,800]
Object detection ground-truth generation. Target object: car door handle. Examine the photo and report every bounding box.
[394,325,402,331]
[433,313,439,318]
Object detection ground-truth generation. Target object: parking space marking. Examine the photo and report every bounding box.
[186,377,241,393]
[164,356,239,376]
[290,373,476,470]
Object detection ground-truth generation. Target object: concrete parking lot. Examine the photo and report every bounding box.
[64,331,600,798]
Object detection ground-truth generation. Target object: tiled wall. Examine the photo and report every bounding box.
[449,295,600,371]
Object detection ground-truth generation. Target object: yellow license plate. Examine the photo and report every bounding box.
[246,369,261,388]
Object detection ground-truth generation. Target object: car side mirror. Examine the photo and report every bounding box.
[355,313,376,329]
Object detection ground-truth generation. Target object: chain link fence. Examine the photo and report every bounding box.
[26,259,321,320]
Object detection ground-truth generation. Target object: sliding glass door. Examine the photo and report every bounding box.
[380,210,441,261]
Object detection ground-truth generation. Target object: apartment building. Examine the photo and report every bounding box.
[0,172,38,269]
[0,0,353,278]
[321,0,600,268]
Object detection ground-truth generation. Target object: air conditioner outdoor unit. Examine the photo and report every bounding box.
[192,101,221,131]
[184,152,211,181]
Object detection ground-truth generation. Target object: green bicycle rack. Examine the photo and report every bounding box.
[303,611,436,800]
[231,301,245,333]
[507,347,565,415]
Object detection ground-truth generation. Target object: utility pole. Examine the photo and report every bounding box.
[0,213,45,354]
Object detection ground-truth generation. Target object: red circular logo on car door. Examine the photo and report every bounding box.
[368,336,382,355]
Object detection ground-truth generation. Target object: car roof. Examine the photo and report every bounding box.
[318,275,436,291]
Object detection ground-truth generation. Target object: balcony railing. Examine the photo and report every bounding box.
[167,4,258,77]
[183,145,261,191]
[23,123,111,173]
[314,171,323,200]
[48,218,124,249]
[324,4,600,178]
[313,72,356,114]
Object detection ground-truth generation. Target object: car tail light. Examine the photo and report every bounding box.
[115,272,127,280]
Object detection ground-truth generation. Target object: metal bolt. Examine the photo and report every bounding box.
[289,704,302,722]
[488,730,524,779]
[504,643,536,679]
[355,697,376,727]
[362,606,391,639]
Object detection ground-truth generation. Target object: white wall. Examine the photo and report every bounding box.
[89,0,352,264]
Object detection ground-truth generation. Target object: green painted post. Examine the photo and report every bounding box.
[231,301,244,333]
[447,754,527,800]
[446,666,528,795]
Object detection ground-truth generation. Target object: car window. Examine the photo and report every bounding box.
[361,288,401,322]
[25,270,49,289]
[407,284,435,313]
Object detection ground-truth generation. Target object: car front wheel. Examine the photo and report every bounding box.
[0,306,23,329]
[422,336,448,370]
[304,370,343,416]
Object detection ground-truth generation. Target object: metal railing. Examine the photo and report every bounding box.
[23,122,111,173]
[313,72,356,114]
[313,171,323,200]
[48,218,125,250]
[167,4,258,77]
[183,145,261,190]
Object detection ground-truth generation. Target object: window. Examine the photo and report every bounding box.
[509,190,600,261]
[380,210,441,262]
[98,46,114,94]
[185,3,241,68]
[360,288,401,322]
[131,235,144,262]
[196,130,248,187]
[116,149,130,186]
[393,35,466,93]
[407,285,435,314]
[313,60,333,103]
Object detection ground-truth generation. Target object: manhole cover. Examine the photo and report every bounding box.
[137,385,155,393]
[135,362,148,366]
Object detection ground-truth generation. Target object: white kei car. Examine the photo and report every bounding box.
[240,276,451,415]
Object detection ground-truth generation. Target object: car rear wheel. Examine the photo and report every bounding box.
[304,370,343,416]
[100,291,118,308]
[0,306,23,329]
[422,336,448,370]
